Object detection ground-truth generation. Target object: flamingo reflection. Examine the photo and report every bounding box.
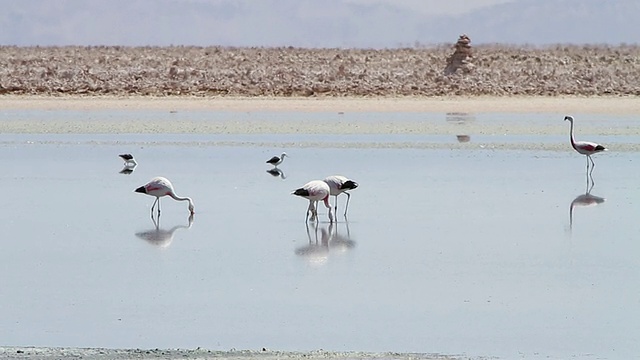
[135,214,194,248]
[329,219,356,254]
[295,222,332,266]
[295,221,356,266]
[569,173,605,233]
[266,167,286,180]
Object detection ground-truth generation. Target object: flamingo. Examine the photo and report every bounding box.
[134,177,195,216]
[323,175,358,217]
[119,153,138,166]
[266,152,288,167]
[292,180,334,223]
[564,116,607,172]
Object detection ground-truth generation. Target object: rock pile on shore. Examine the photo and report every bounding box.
[444,34,474,75]
[0,43,639,96]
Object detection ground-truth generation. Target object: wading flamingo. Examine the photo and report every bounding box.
[292,180,334,223]
[564,116,607,172]
[323,175,358,217]
[267,152,288,167]
[135,177,195,216]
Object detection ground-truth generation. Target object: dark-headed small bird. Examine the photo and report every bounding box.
[266,152,288,167]
[564,116,607,171]
[119,154,138,166]
[292,180,333,223]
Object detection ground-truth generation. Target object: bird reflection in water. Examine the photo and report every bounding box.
[295,221,356,266]
[456,135,471,143]
[446,112,475,144]
[569,172,605,233]
[266,167,286,180]
[119,164,137,175]
[135,214,194,248]
[329,220,356,253]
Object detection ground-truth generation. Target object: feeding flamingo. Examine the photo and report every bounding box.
[134,177,195,216]
[292,180,334,223]
[323,175,358,217]
[119,153,138,166]
[564,116,607,172]
[266,152,288,167]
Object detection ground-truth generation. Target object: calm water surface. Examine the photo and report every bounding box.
[0,111,638,360]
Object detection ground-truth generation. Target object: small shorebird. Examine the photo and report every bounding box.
[266,152,288,167]
[292,180,334,223]
[119,154,138,166]
[135,177,195,216]
[323,175,358,217]
[564,115,607,172]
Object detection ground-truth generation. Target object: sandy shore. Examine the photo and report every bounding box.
[0,347,464,360]
[1,95,639,114]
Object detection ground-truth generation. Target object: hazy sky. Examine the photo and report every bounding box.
[1,0,636,47]
[345,0,516,15]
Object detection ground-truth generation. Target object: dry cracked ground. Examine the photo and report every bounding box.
[0,45,639,97]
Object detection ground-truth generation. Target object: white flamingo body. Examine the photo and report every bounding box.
[323,175,358,217]
[292,180,334,223]
[135,176,195,216]
[564,116,607,171]
[267,152,288,167]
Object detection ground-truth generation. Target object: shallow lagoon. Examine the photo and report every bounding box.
[0,110,638,360]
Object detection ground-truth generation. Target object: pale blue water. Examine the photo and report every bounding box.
[0,110,638,360]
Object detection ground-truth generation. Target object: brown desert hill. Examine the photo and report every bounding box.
[0,43,639,97]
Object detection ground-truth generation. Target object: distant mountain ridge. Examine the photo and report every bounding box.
[0,0,637,47]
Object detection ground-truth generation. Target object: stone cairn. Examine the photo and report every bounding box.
[444,34,474,75]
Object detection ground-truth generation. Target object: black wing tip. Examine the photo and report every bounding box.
[292,188,310,197]
[119,154,134,160]
[134,185,146,193]
[595,145,607,151]
[341,180,359,190]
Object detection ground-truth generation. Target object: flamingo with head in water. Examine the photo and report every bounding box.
[292,180,334,223]
[135,177,195,217]
[323,175,358,217]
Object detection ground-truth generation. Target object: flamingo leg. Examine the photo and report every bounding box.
[151,197,159,218]
[343,192,352,217]
[323,197,334,223]
[307,200,318,222]
[585,155,590,172]
[333,195,339,218]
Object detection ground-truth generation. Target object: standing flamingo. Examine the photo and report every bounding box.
[323,175,358,217]
[266,152,288,167]
[134,177,195,216]
[292,180,334,223]
[564,115,607,172]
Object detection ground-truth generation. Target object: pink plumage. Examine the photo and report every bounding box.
[292,180,334,223]
[564,115,607,171]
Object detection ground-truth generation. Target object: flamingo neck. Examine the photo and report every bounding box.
[568,119,577,147]
[169,193,194,208]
